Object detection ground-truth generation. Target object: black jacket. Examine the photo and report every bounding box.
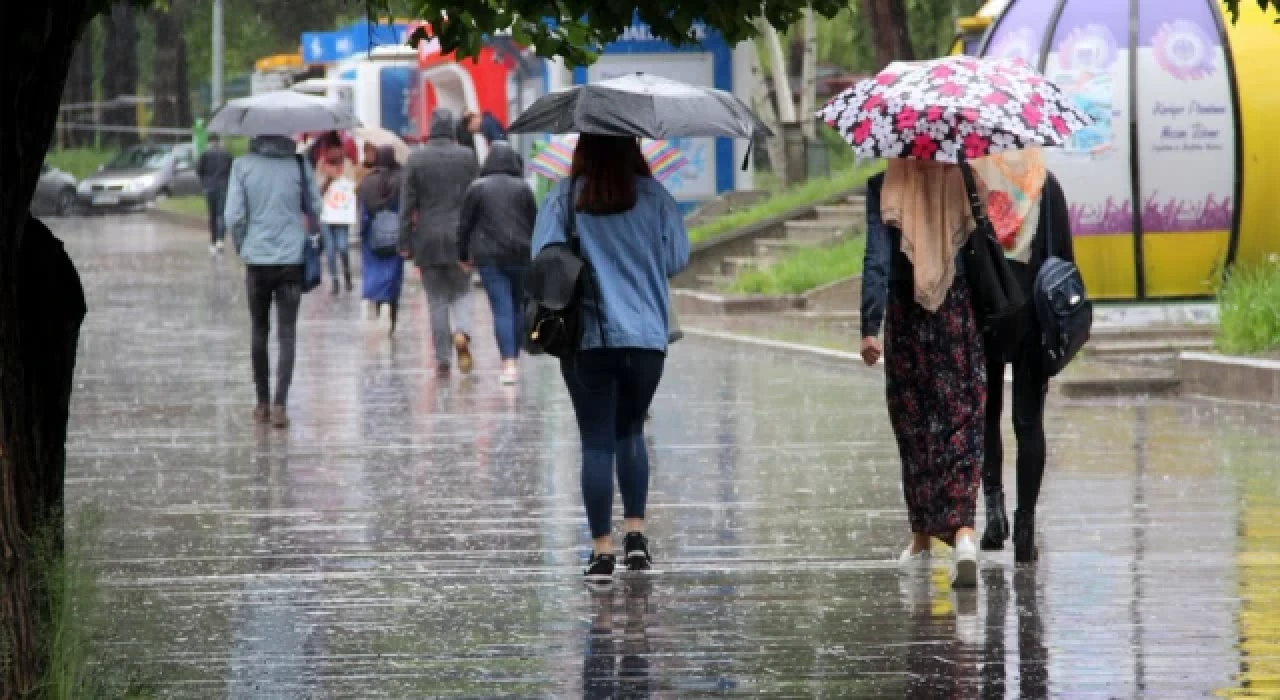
[399,109,479,267]
[860,171,1074,338]
[196,144,233,191]
[456,142,537,266]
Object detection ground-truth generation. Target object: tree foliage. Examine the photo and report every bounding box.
[1224,0,1280,23]
[377,0,847,67]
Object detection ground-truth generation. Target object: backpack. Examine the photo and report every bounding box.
[523,180,607,357]
[369,209,401,258]
[1033,189,1092,376]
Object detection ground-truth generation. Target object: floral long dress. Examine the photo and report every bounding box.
[884,276,987,543]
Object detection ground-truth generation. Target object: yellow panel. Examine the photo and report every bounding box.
[1223,2,1280,266]
[1074,235,1137,300]
[1142,231,1230,297]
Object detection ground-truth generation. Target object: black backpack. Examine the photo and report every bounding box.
[1033,190,1092,376]
[523,182,606,357]
[959,162,1027,332]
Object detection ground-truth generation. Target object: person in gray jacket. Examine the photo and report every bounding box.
[225,134,322,429]
[400,109,480,377]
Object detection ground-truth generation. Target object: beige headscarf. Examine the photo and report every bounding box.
[970,149,1047,263]
[880,159,984,312]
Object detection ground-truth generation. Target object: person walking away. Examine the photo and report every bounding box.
[531,134,690,585]
[457,142,537,384]
[318,149,355,294]
[971,151,1075,563]
[400,109,479,377]
[860,161,988,588]
[197,134,233,255]
[357,145,406,333]
[225,134,321,429]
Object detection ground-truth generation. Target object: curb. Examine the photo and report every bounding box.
[1178,351,1280,405]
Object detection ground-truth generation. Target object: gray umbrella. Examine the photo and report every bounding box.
[507,73,772,139]
[208,90,360,136]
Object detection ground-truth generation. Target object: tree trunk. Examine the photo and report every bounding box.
[798,5,818,141]
[1,4,93,696]
[151,2,192,135]
[60,32,95,149]
[748,46,789,186]
[102,2,139,147]
[861,0,915,70]
[759,21,797,124]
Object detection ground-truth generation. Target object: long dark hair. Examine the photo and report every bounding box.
[570,134,652,215]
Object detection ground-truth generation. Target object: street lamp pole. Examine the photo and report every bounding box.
[212,0,224,110]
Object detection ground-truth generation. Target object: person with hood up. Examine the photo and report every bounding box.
[399,109,480,377]
[357,145,407,332]
[457,142,537,384]
[224,134,322,429]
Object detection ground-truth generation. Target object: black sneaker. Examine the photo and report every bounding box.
[623,532,652,572]
[584,553,616,584]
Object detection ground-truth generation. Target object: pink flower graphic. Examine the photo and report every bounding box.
[896,106,920,131]
[876,72,900,86]
[911,134,939,160]
[982,90,1010,107]
[1022,103,1043,127]
[930,64,955,80]
[852,119,873,144]
[1050,115,1071,135]
[926,106,945,122]
[1029,92,1045,107]
[863,94,886,111]
[937,81,966,98]
[960,108,981,124]
[963,132,990,159]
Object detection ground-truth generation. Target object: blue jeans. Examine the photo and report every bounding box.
[324,224,351,284]
[478,264,527,360]
[560,349,665,539]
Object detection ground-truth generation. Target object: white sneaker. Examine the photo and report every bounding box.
[500,366,518,385]
[898,546,931,573]
[216,240,225,252]
[209,244,218,256]
[951,534,978,588]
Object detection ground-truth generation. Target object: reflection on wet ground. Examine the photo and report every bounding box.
[54,215,1280,696]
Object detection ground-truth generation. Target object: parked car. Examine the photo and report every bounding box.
[32,163,79,217]
[76,143,203,211]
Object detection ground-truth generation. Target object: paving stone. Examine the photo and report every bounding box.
[47,214,1280,697]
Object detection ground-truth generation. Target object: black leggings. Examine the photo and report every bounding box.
[982,326,1048,513]
[247,265,303,406]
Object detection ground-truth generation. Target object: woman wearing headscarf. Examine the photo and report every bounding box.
[356,145,406,332]
[860,160,988,588]
[969,150,1075,563]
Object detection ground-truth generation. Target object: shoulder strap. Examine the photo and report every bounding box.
[1043,180,1054,256]
[957,161,990,231]
[563,177,609,348]
[564,177,579,253]
[294,155,311,216]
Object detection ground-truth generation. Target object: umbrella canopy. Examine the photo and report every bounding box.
[509,73,771,140]
[529,135,690,182]
[353,126,411,165]
[818,56,1092,163]
[209,90,360,136]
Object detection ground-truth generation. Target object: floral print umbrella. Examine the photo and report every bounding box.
[818,56,1092,163]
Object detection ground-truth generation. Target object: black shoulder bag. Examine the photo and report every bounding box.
[959,161,1026,332]
[523,181,607,357]
[1033,187,1092,376]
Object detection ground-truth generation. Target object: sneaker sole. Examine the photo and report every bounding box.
[952,558,978,588]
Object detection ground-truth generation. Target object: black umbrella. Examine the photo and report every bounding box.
[508,73,772,140]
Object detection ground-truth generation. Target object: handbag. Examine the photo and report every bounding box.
[295,155,324,293]
[523,180,607,357]
[1033,186,1092,376]
[959,162,1026,331]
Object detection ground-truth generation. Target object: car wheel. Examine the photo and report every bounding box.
[56,188,78,217]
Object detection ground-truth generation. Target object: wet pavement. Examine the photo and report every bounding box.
[53,214,1280,697]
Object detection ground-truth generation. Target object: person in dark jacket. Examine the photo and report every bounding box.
[457,142,537,384]
[400,109,480,377]
[970,152,1075,563]
[196,134,234,254]
[860,161,986,589]
[357,145,406,333]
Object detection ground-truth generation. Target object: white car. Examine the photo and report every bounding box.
[77,143,204,211]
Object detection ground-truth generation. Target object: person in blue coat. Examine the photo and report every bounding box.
[356,146,406,333]
[531,134,690,585]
